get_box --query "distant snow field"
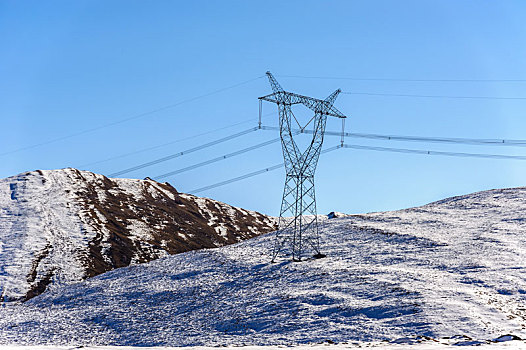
[0,185,525,347]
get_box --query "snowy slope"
[1,342,526,350]
[0,187,524,346]
[0,168,276,301]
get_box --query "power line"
[278,74,526,82]
[190,164,284,194]
[189,146,341,194]
[79,119,253,168]
[155,137,281,180]
[342,144,526,161]
[79,112,275,168]
[107,122,526,180]
[1,75,264,157]
[108,127,259,177]
[189,142,526,194]
[341,91,526,100]
[260,125,526,147]
[338,131,526,146]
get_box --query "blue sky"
[1,0,526,216]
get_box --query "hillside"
[0,168,276,301]
[0,186,525,346]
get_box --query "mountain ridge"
[0,168,277,301]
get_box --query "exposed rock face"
[0,168,277,301]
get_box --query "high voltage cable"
[1,75,264,157]
[260,126,526,146]
[79,113,275,168]
[190,164,284,194]
[189,143,526,194]
[155,137,281,180]
[110,122,526,179]
[108,127,259,177]
[341,144,526,161]
[189,146,341,194]
[277,75,526,82]
[341,91,526,100]
[109,124,526,180]
[80,118,253,168]
[338,131,526,146]
[5,74,522,157]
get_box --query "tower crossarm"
[259,92,347,119]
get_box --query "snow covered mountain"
[0,186,525,346]
[0,168,276,302]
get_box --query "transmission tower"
[259,72,347,261]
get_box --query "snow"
[148,181,176,201]
[194,196,220,227]
[0,342,526,350]
[182,193,277,237]
[0,169,97,300]
[108,178,144,200]
[0,186,524,346]
[214,223,229,239]
[126,219,155,241]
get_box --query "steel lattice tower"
[259,72,347,261]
